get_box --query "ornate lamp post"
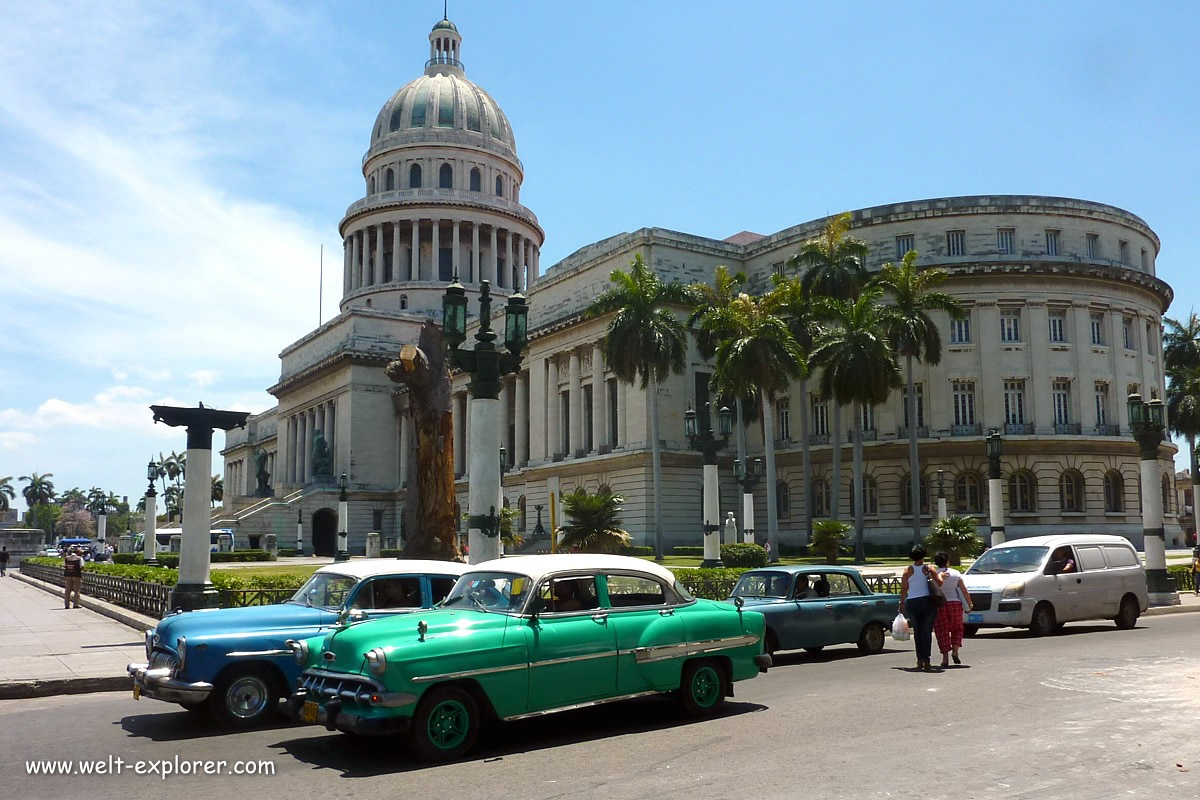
[1128,393,1179,606]
[936,468,947,520]
[142,459,159,567]
[685,402,733,567]
[336,472,349,562]
[295,507,304,557]
[733,457,764,545]
[985,430,1005,546]
[443,278,528,564]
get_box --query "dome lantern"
[428,15,463,76]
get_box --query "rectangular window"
[1090,312,1105,345]
[1094,382,1109,426]
[772,261,785,277]
[1052,381,1071,425]
[997,228,1015,255]
[583,385,594,453]
[1086,233,1099,259]
[952,381,976,426]
[438,247,453,281]
[902,384,925,428]
[1119,240,1129,264]
[860,403,875,432]
[946,230,965,256]
[1000,309,1021,342]
[1141,248,1149,271]
[1048,309,1067,343]
[1123,317,1135,350]
[1127,382,1140,399]
[1146,321,1155,354]
[777,397,791,441]
[895,235,915,260]
[810,396,829,437]
[1004,380,1026,425]
[1045,229,1059,256]
[607,378,619,447]
[950,316,971,344]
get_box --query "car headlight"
[144,629,154,660]
[287,639,309,665]
[1002,582,1026,599]
[176,637,187,671]
[365,647,387,676]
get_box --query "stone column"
[471,222,480,283]
[398,412,409,487]
[498,379,511,458]
[373,225,383,286]
[568,350,582,457]
[467,392,501,563]
[464,388,472,475]
[529,358,546,463]
[514,233,524,291]
[350,231,361,290]
[515,371,529,467]
[392,221,401,283]
[287,415,297,484]
[702,462,721,566]
[411,218,420,280]
[452,219,461,278]
[506,231,515,289]
[453,392,465,477]
[489,226,498,286]
[431,218,440,280]
[547,358,560,459]
[531,246,540,285]
[591,342,605,453]
[343,237,351,295]
[988,457,1005,546]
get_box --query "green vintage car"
[287,554,771,760]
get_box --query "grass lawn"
[211,564,320,580]
[636,555,914,569]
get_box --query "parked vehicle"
[726,566,900,656]
[127,559,467,727]
[962,534,1149,636]
[287,554,771,761]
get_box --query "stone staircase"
[211,490,306,549]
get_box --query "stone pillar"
[288,415,297,484]
[506,231,515,289]
[591,343,605,453]
[702,463,722,566]
[529,358,546,463]
[264,533,277,559]
[365,532,381,558]
[349,231,360,290]
[118,534,133,555]
[411,218,420,280]
[489,226,498,286]
[217,533,233,553]
[343,237,351,295]
[471,222,480,283]
[547,358,560,458]
[568,350,582,457]
[373,225,383,286]
[453,392,465,476]
[398,412,409,487]
[468,394,502,564]
[742,491,755,545]
[515,371,529,467]
[431,218,440,280]
[392,221,402,283]
[452,219,461,278]
[173,431,218,609]
[464,388,472,474]
[531,246,540,285]
[498,379,511,458]
[988,477,1005,546]
[514,233,524,291]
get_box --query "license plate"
[132,685,141,701]
[301,700,318,723]
[967,613,983,624]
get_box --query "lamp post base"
[168,582,219,612]
[700,558,724,568]
[334,551,349,563]
[1146,568,1180,607]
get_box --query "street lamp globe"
[753,457,764,476]
[504,292,529,356]
[441,277,468,349]
[684,407,698,439]
[1127,392,1144,428]
[985,430,1003,460]
[718,405,733,437]
[1148,397,1165,428]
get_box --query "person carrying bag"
[898,545,945,672]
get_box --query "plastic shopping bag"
[891,612,911,641]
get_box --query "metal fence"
[219,588,296,607]
[21,561,172,618]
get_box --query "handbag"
[925,566,947,606]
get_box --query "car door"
[821,573,869,644]
[1073,545,1112,619]
[1045,546,1083,621]
[524,574,617,711]
[602,572,686,693]
[791,573,838,647]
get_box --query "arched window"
[399,294,408,310]
[470,167,481,192]
[385,168,395,191]
[776,480,791,518]
[365,298,372,308]
[495,175,503,196]
[860,476,878,515]
[1162,474,1172,513]
[901,475,930,516]
[598,484,612,495]
[810,478,829,518]
[368,175,376,194]
[1009,471,1036,513]
[409,163,422,189]
[1060,470,1085,512]
[439,163,453,189]
[518,495,527,532]
[955,473,982,513]
[1104,470,1124,512]
[389,108,402,132]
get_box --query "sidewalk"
[0,573,143,699]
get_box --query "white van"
[962,534,1149,636]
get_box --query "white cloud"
[188,370,220,387]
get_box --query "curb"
[1145,602,1200,616]
[0,677,131,701]
[11,572,159,633]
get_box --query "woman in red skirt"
[933,551,973,667]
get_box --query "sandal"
[952,653,961,665]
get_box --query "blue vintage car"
[726,566,900,656]
[127,559,467,727]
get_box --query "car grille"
[299,670,384,705]
[969,592,992,611]
[149,650,179,673]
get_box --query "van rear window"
[1077,546,1106,571]
[1102,545,1138,568]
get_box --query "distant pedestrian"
[1191,547,1200,596]
[63,547,84,609]
[898,545,944,672]
[933,551,973,667]
[0,546,8,576]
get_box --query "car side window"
[355,577,422,609]
[1046,546,1077,575]
[1102,545,1138,568]
[1076,546,1106,572]
[824,574,860,597]
[539,576,600,613]
[430,576,456,604]
[605,574,668,608]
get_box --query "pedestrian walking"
[1191,546,1200,596]
[0,546,8,576]
[933,551,973,667]
[898,545,944,672]
[63,546,84,609]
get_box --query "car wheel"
[803,646,824,654]
[210,665,278,728]
[678,659,725,718]
[963,625,979,638]
[857,622,885,655]
[1114,595,1140,630]
[409,686,480,762]
[1028,602,1057,637]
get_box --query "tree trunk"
[385,321,461,561]
[735,396,747,543]
[649,372,665,560]
[907,354,921,546]
[762,389,780,563]
[1191,434,1199,547]
[798,376,814,546]
[852,400,865,563]
[831,402,842,522]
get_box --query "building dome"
[432,18,458,32]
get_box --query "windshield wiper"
[468,594,488,612]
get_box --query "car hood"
[155,602,331,648]
[312,607,511,671]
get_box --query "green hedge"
[22,556,305,592]
[672,546,705,556]
[619,545,655,556]
[278,548,298,557]
[1169,564,1197,592]
[673,567,747,600]
[107,550,273,566]
[721,543,768,568]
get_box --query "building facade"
[220,17,1181,554]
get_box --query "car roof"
[468,554,678,585]
[990,534,1135,548]
[313,558,469,579]
[739,565,861,576]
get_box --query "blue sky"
[2,0,1199,511]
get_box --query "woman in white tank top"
[933,551,974,667]
[898,546,944,671]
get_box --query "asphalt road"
[3,615,1198,800]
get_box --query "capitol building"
[219,17,1181,555]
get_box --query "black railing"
[951,424,982,436]
[219,589,295,608]
[1004,423,1034,435]
[425,56,463,69]
[1095,424,1121,436]
[806,434,828,445]
[863,576,904,594]
[21,561,172,618]
[898,427,929,438]
[1054,423,1082,435]
[860,429,877,441]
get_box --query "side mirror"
[527,595,546,618]
[734,596,744,611]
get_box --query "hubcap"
[691,666,720,708]
[227,675,270,719]
[427,699,469,749]
[868,626,883,649]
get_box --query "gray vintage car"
[726,566,900,656]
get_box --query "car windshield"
[730,571,793,599]
[289,572,357,608]
[966,546,1049,574]
[440,571,531,614]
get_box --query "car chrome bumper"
[964,599,1033,628]
[126,662,214,705]
[286,689,412,736]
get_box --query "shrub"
[672,567,749,600]
[777,543,809,557]
[557,488,631,553]
[672,546,705,556]
[720,543,768,568]
[380,549,403,558]
[277,548,297,557]
[811,520,851,564]
[618,545,655,557]
[925,516,986,566]
[113,553,140,564]
[210,550,272,563]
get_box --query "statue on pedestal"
[254,448,271,497]
[312,430,332,478]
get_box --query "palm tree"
[1164,312,1200,372]
[587,254,693,559]
[710,292,806,562]
[20,472,56,526]
[86,486,107,514]
[164,485,182,523]
[792,212,871,522]
[557,488,632,553]
[211,475,224,507]
[0,476,14,512]
[155,453,170,495]
[1166,365,1200,498]
[872,250,965,545]
[809,287,903,561]
[59,487,87,509]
